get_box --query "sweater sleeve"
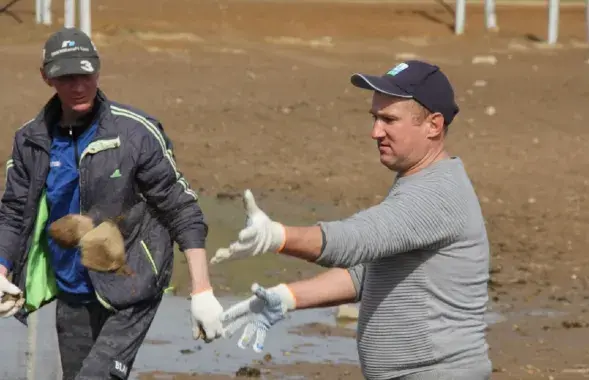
[347,264,366,302]
[315,179,468,268]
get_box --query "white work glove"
[0,275,24,318]
[210,189,286,265]
[190,288,224,343]
[221,283,296,353]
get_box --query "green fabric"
[24,190,58,312]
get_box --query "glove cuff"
[270,222,287,253]
[191,287,213,298]
[270,283,296,311]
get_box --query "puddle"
[0,295,358,380]
[0,292,560,380]
[518,308,569,318]
[130,296,361,377]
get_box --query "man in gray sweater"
[212,60,492,380]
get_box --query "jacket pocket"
[89,235,172,311]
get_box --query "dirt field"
[1,0,589,379]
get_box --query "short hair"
[411,100,448,135]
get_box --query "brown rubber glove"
[48,214,95,248]
[49,215,131,275]
[79,220,132,275]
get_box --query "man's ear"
[39,67,52,87]
[426,112,446,138]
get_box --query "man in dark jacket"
[0,27,223,379]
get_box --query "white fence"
[30,0,589,44]
[35,0,91,37]
[451,0,587,44]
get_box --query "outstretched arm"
[221,265,364,352]
[282,183,466,268]
[212,187,466,268]
[288,265,363,310]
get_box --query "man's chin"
[70,102,93,114]
[380,155,404,172]
[379,156,395,171]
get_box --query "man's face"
[369,92,441,173]
[43,72,99,114]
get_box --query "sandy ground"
[1,0,589,378]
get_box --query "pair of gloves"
[201,188,295,350]
[0,272,295,353]
[0,273,295,354]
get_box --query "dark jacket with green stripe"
[0,89,207,323]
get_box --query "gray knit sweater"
[317,157,491,380]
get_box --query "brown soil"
[2,0,589,379]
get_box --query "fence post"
[79,0,91,37]
[26,312,38,380]
[484,0,497,31]
[547,0,559,44]
[454,0,466,35]
[42,0,52,25]
[35,0,42,23]
[586,0,589,42]
[64,0,75,28]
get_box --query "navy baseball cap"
[351,60,459,126]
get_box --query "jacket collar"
[24,88,115,152]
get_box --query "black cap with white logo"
[351,60,459,126]
[42,27,100,78]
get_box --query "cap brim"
[44,57,100,78]
[350,73,413,99]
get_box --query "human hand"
[0,275,24,318]
[210,190,285,265]
[221,283,296,353]
[190,288,224,343]
[48,214,94,248]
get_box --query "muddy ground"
[1,0,589,378]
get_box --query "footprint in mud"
[235,366,261,377]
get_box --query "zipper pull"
[69,127,73,138]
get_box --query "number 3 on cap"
[80,60,94,73]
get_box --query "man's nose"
[69,75,87,90]
[371,120,385,140]
[72,79,85,90]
